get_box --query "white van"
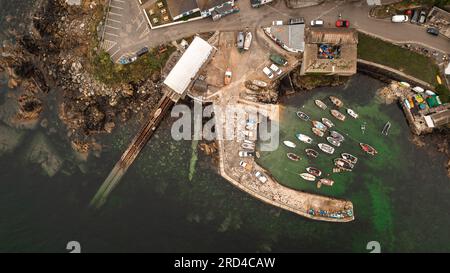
[391,15,409,23]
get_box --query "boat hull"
[318,143,335,154]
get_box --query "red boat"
[360,143,378,155]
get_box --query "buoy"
[437,75,442,85]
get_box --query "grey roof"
[305,28,358,44]
[166,0,199,18]
[270,24,305,52]
[197,0,230,11]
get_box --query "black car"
[426,27,439,36]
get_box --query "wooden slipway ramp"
[90,94,175,208]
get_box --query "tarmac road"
[109,0,450,63]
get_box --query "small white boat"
[299,173,316,182]
[327,136,341,147]
[296,133,313,144]
[318,143,335,154]
[347,108,359,119]
[399,82,411,88]
[314,100,327,110]
[312,120,327,131]
[283,140,296,148]
[243,31,253,51]
[341,153,358,164]
[413,86,425,93]
[425,90,436,96]
[321,118,335,128]
[252,80,268,88]
[404,99,411,109]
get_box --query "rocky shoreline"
[0,0,164,158]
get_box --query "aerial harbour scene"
[0,0,450,258]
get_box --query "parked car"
[289,17,305,25]
[136,47,149,57]
[239,151,255,158]
[269,64,282,75]
[254,171,268,183]
[272,20,283,26]
[410,10,419,24]
[224,68,232,85]
[239,161,248,168]
[310,19,324,26]
[263,66,274,79]
[426,27,439,36]
[418,10,427,24]
[391,15,409,23]
[335,19,349,28]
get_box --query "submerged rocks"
[0,124,25,156]
[26,132,63,177]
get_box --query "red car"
[336,19,350,28]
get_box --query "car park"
[391,15,409,23]
[270,64,282,75]
[263,67,274,79]
[426,27,439,36]
[310,19,324,26]
[335,19,350,28]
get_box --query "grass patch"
[90,47,175,86]
[357,33,440,86]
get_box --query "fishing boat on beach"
[330,109,346,121]
[347,108,359,119]
[321,118,335,128]
[319,178,334,186]
[314,99,327,110]
[299,173,316,181]
[296,111,310,121]
[341,153,358,164]
[330,131,345,142]
[287,152,301,161]
[334,158,354,171]
[318,143,335,154]
[360,143,378,155]
[296,133,313,144]
[382,121,391,136]
[312,127,324,137]
[306,167,322,177]
[305,148,319,158]
[283,140,296,148]
[329,96,343,108]
[252,80,268,88]
[312,120,327,131]
[327,136,341,147]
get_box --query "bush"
[435,84,450,103]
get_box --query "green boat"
[270,54,288,66]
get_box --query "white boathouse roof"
[164,37,213,95]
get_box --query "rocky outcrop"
[26,132,63,177]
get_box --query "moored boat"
[327,136,341,147]
[347,108,359,119]
[306,167,322,177]
[314,99,327,110]
[311,127,324,137]
[312,120,327,131]
[321,118,335,128]
[318,143,335,154]
[296,111,310,121]
[283,140,296,148]
[360,143,378,155]
[305,148,319,158]
[334,158,354,171]
[382,121,391,136]
[296,133,313,144]
[319,178,334,186]
[299,173,316,181]
[330,109,346,121]
[287,152,301,161]
[330,130,345,142]
[341,153,358,164]
[329,96,343,107]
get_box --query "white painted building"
[163,37,214,96]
